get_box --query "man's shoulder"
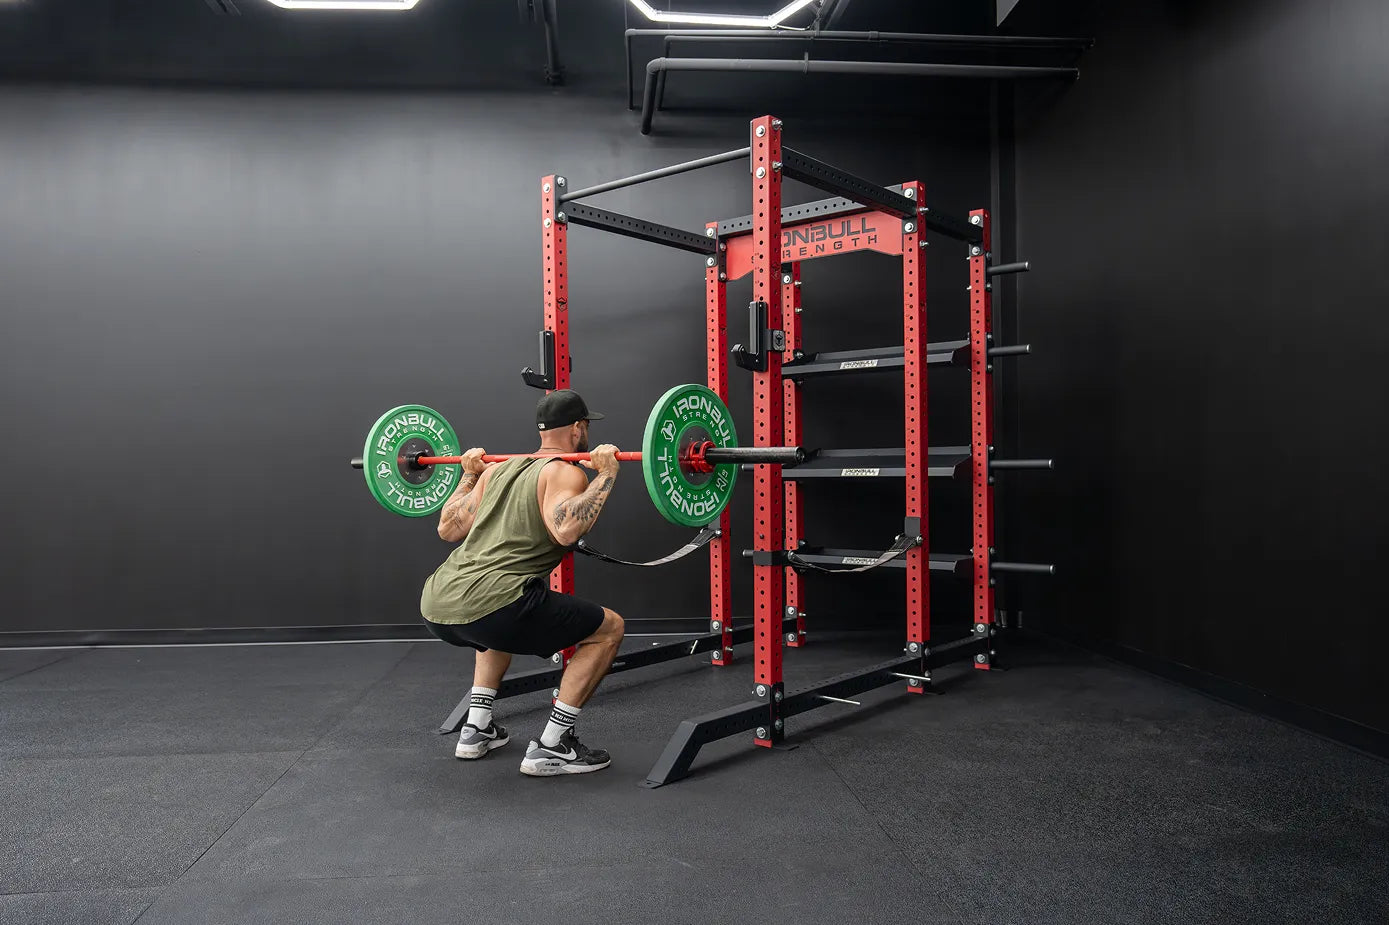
[537,457,587,488]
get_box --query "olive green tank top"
[419,457,567,625]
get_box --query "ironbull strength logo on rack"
[782,216,878,261]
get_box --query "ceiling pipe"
[639,57,1080,134]
[649,32,1090,112]
[625,28,1094,108]
[540,0,563,84]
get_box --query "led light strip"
[263,0,420,10]
[627,0,817,28]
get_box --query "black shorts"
[423,576,606,657]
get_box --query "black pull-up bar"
[988,261,1030,277]
[559,147,751,203]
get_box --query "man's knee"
[577,609,623,648]
[599,608,624,643]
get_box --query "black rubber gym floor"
[1,633,1385,925]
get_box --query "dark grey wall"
[0,1,996,634]
[1006,0,1389,732]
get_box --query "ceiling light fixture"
[626,0,818,29]
[262,0,420,10]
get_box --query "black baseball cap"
[536,390,605,431]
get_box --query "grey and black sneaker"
[455,722,509,760]
[519,729,611,776]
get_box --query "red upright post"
[542,175,576,664]
[968,208,996,669]
[902,182,930,692]
[781,263,805,647]
[706,221,733,665]
[750,115,785,746]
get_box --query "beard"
[576,431,590,454]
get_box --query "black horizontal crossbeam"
[921,207,984,243]
[718,194,983,245]
[779,148,918,218]
[718,195,866,238]
[561,202,717,255]
[780,655,923,718]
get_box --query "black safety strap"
[574,524,721,568]
[786,534,920,574]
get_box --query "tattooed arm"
[540,445,620,548]
[437,449,493,543]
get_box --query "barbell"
[350,382,807,527]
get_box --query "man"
[419,389,625,777]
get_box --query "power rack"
[437,117,1054,788]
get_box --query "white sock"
[466,687,497,729]
[540,699,581,747]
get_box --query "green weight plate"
[642,383,738,527]
[361,404,462,518]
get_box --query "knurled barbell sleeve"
[702,446,806,466]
